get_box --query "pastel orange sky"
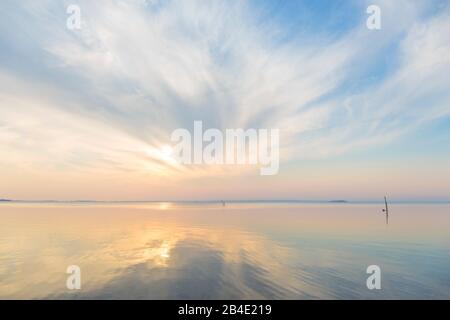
[1,0,450,201]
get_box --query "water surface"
[0,202,449,299]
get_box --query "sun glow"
[161,145,173,158]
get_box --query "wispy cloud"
[0,0,449,199]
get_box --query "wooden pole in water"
[383,196,389,224]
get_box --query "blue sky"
[0,0,449,200]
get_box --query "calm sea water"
[0,202,449,299]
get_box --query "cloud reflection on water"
[0,203,449,299]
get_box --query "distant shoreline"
[1,199,449,205]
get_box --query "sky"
[0,0,449,201]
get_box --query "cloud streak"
[0,0,449,199]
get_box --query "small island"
[0,199,12,202]
[328,200,348,203]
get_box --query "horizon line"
[1,198,450,204]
